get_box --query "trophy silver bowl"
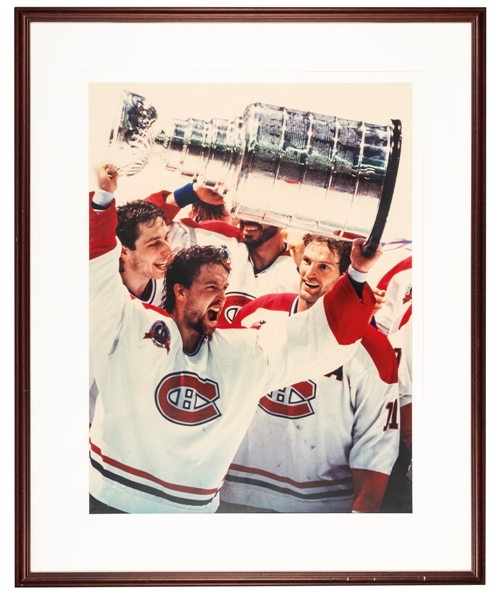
[109,90,402,255]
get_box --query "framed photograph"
[15,7,485,586]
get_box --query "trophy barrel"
[232,103,402,251]
[108,91,402,249]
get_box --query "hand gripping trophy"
[108,90,402,255]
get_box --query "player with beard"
[239,220,289,272]
[94,166,300,326]
[219,233,400,513]
[88,165,227,425]
[89,192,381,513]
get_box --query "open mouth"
[303,280,320,290]
[241,222,261,233]
[207,307,221,322]
[154,260,168,271]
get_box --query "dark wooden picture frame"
[15,7,486,586]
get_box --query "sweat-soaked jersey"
[220,294,400,513]
[89,201,376,513]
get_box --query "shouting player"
[89,178,381,513]
[219,233,400,513]
[92,164,299,325]
[89,167,227,423]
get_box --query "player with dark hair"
[114,200,172,305]
[116,200,167,250]
[89,180,381,513]
[89,166,228,425]
[163,245,231,316]
[93,165,299,325]
[91,164,228,307]
[219,233,400,513]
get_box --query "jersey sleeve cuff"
[348,264,368,283]
[92,189,115,209]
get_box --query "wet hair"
[302,233,352,275]
[191,201,229,222]
[163,245,231,314]
[116,200,166,250]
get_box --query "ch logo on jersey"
[155,372,221,426]
[402,284,412,304]
[144,320,171,353]
[259,380,317,419]
[218,292,256,327]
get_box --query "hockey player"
[91,163,228,307]
[375,255,412,336]
[92,164,298,323]
[376,257,413,512]
[219,233,400,513]
[89,166,229,425]
[89,180,381,513]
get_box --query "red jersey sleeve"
[89,192,118,260]
[143,190,182,223]
[322,274,376,345]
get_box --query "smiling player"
[89,191,380,513]
[219,234,399,513]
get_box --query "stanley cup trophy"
[109,90,402,255]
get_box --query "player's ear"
[120,246,131,261]
[173,283,186,301]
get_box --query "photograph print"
[88,81,412,515]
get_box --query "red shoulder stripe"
[138,298,171,317]
[232,294,296,327]
[399,304,412,330]
[361,326,399,384]
[377,256,412,291]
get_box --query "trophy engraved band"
[109,90,402,254]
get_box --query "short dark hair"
[116,200,166,250]
[302,234,352,275]
[163,245,231,314]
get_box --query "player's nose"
[304,264,317,279]
[161,240,172,256]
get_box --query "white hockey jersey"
[375,257,412,447]
[375,256,412,335]
[220,294,400,513]
[89,201,376,513]
[144,191,299,325]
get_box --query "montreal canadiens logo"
[155,371,221,426]
[144,320,171,352]
[259,380,317,419]
[218,292,256,327]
